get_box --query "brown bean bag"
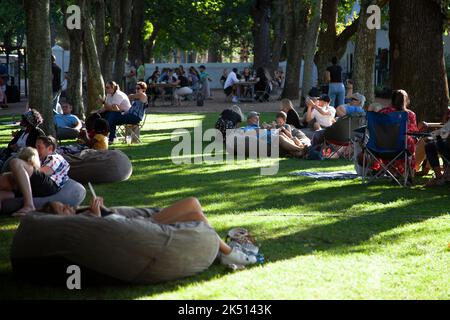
[63,149,132,184]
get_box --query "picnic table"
[148,82,180,106]
[235,80,258,102]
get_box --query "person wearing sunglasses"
[106,82,148,143]
[335,93,366,118]
[95,81,132,144]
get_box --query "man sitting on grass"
[0,136,70,216]
[54,103,82,140]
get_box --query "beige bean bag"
[11,210,220,285]
[63,149,132,184]
[0,179,86,216]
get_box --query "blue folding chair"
[362,111,412,186]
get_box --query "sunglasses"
[351,98,359,101]
[136,87,142,90]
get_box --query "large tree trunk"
[252,0,272,71]
[24,0,54,135]
[390,0,449,122]
[281,0,309,100]
[207,38,222,63]
[66,29,85,118]
[353,0,376,106]
[94,0,105,61]
[128,0,145,64]
[269,0,285,73]
[301,0,323,97]
[143,25,160,63]
[113,0,132,85]
[315,0,359,85]
[101,0,120,81]
[80,0,105,113]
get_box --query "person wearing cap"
[335,93,366,117]
[0,135,70,216]
[0,109,45,169]
[305,94,336,131]
[242,111,260,130]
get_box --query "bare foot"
[12,205,36,217]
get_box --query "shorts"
[29,170,60,197]
[345,106,365,116]
[224,86,233,96]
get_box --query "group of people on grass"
[215,82,450,188]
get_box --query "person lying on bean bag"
[11,197,257,285]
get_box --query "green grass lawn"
[0,112,449,299]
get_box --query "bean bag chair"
[0,179,86,216]
[63,149,132,184]
[225,131,273,158]
[10,210,220,285]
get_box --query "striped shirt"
[41,153,70,188]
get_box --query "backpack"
[196,91,204,107]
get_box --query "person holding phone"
[41,197,258,266]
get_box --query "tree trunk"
[80,0,105,113]
[101,0,120,81]
[390,0,449,122]
[281,0,309,100]
[24,0,54,135]
[128,0,145,64]
[315,0,359,85]
[94,0,105,61]
[252,0,272,71]
[66,29,85,118]
[143,25,159,63]
[353,0,376,106]
[301,0,323,97]
[269,0,285,73]
[207,38,222,63]
[113,0,132,85]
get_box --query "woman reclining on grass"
[41,196,257,267]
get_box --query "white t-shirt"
[106,90,131,112]
[312,106,336,128]
[224,71,239,89]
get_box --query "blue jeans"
[328,83,345,107]
[108,112,141,141]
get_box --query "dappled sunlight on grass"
[1,113,449,299]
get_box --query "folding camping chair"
[361,111,413,187]
[116,100,149,144]
[322,113,366,160]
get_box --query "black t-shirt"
[179,75,190,87]
[327,65,342,83]
[286,109,302,129]
[220,109,242,125]
[52,63,62,92]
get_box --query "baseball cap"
[318,94,331,103]
[247,111,260,119]
[308,87,321,98]
[351,93,364,101]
